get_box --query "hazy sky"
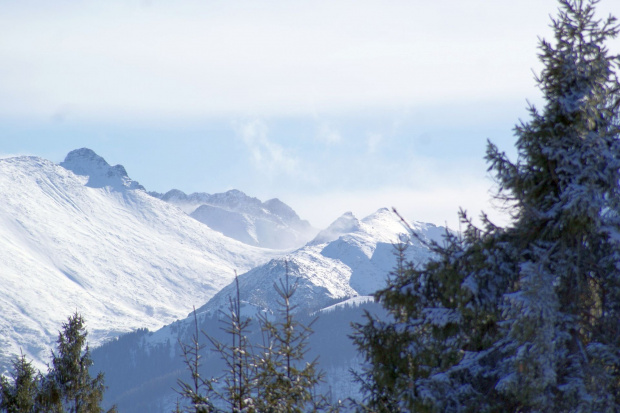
[1,0,618,229]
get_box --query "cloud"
[315,123,342,145]
[236,119,300,177]
[0,0,568,121]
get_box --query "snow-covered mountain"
[196,208,447,316]
[0,149,282,372]
[0,146,451,412]
[149,189,316,249]
[92,208,448,412]
[60,148,146,191]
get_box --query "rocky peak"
[60,148,144,191]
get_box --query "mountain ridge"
[150,188,317,249]
[0,153,281,371]
[196,207,447,316]
[92,207,448,412]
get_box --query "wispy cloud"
[236,119,300,177]
[0,1,563,120]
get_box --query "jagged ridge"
[150,188,317,249]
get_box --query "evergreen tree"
[176,309,216,413]
[353,0,620,411]
[206,276,256,413]
[254,265,326,413]
[176,269,338,412]
[0,353,41,413]
[43,313,114,413]
[489,1,620,409]
[1,315,114,413]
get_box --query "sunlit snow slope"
[94,208,448,412]
[196,208,448,316]
[0,152,280,371]
[150,189,317,249]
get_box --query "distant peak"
[225,189,246,196]
[65,148,100,158]
[161,189,188,201]
[264,198,301,222]
[62,148,111,174]
[60,148,144,191]
[310,211,360,245]
[362,208,397,224]
[265,198,284,206]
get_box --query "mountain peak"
[62,148,110,172]
[264,198,301,222]
[60,148,144,191]
[310,211,360,245]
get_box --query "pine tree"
[351,242,423,412]
[489,1,620,410]
[176,268,338,412]
[254,264,325,413]
[0,353,41,413]
[176,309,216,413]
[43,313,115,413]
[206,276,257,413]
[353,0,620,411]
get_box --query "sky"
[1,0,618,229]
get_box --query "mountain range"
[0,148,448,411]
[149,188,316,249]
[0,149,285,371]
[92,206,446,412]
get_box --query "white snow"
[0,155,281,371]
[196,208,447,316]
[153,188,317,249]
[317,296,375,314]
[0,149,449,378]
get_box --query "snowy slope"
[92,208,447,412]
[196,208,447,316]
[150,189,316,249]
[0,151,281,371]
[133,208,446,353]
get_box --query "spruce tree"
[176,309,216,413]
[254,266,325,413]
[490,1,620,409]
[44,313,113,413]
[176,268,337,412]
[0,353,41,413]
[206,276,256,413]
[353,0,620,411]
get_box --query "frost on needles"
[352,0,620,411]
